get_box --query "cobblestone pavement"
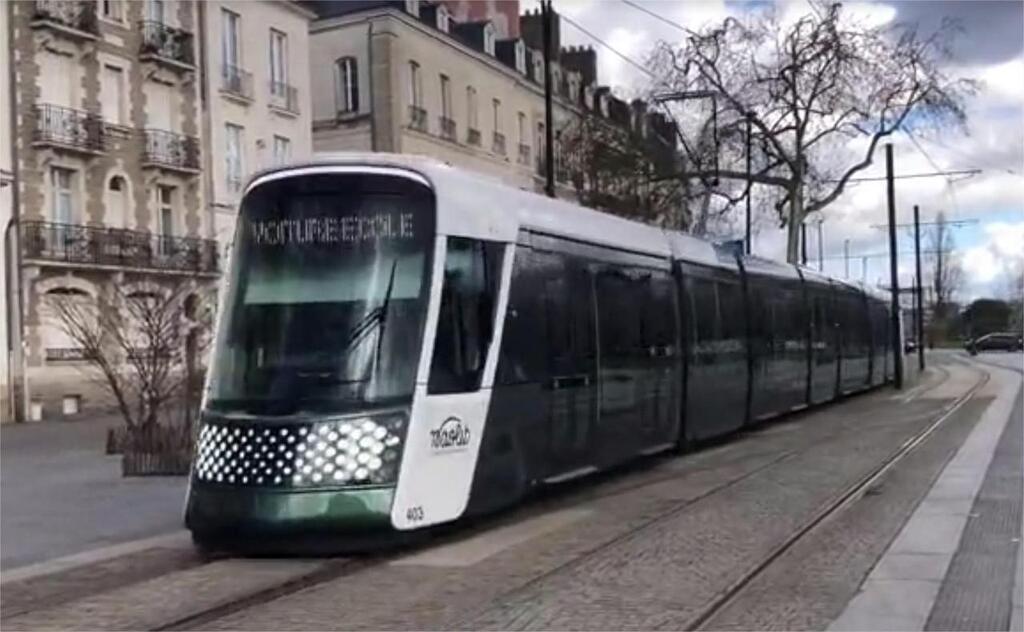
[0,413,188,570]
[4,353,1016,632]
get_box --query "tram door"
[542,257,598,476]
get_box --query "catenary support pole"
[844,239,850,278]
[886,143,903,389]
[745,113,752,254]
[914,204,925,371]
[801,223,808,266]
[817,219,824,272]
[542,0,555,198]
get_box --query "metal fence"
[21,221,219,274]
[34,104,105,152]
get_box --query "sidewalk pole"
[914,204,925,371]
[886,143,903,389]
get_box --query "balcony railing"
[32,0,98,37]
[492,132,507,156]
[46,347,95,362]
[269,81,299,114]
[221,64,253,100]
[21,221,220,275]
[409,106,427,132]
[467,128,481,147]
[518,143,531,166]
[142,129,200,172]
[439,117,456,141]
[33,104,105,153]
[139,21,195,68]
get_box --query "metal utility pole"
[801,223,808,266]
[913,204,925,371]
[541,0,555,198]
[844,239,850,278]
[886,143,903,389]
[816,218,824,272]
[744,113,752,255]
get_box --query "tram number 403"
[406,506,425,523]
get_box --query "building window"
[158,185,175,255]
[492,99,502,133]
[517,112,526,145]
[533,56,543,83]
[108,176,129,228]
[101,0,123,22]
[101,64,126,125]
[437,5,449,33]
[515,41,526,74]
[408,61,422,107]
[222,9,241,72]
[225,123,244,193]
[405,0,420,17]
[272,135,290,166]
[483,24,496,56]
[334,57,358,114]
[466,86,478,130]
[440,74,451,119]
[51,167,75,224]
[147,0,164,23]
[270,29,288,95]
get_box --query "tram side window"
[496,247,545,385]
[688,277,719,365]
[428,237,503,394]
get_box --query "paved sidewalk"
[1,413,188,571]
[832,353,1023,632]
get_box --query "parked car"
[965,332,1024,355]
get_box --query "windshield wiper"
[343,259,398,352]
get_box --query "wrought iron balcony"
[518,143,531,165]
[139,21,195,69]
[221,64,253,101]
[269,81,299,114]
[142,129,200,173]
[467,128,481,147]
[21,221,220,275]
[492,132,507,156]
[33,104,105,154]
[408,106,427,132]
[439,117,456,142]
[31,0,98,38]
[46,347,95,362]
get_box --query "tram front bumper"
[186,483,397,551]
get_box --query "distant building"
[197,0,315,250]
[305,0,680,215]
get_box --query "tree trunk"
[786,183,804,264]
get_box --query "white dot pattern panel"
[193,417,404,488]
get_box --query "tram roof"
[247,154,890,299]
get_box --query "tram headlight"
[193,413,407,489]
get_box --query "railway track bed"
[1,355,1005,631]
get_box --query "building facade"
[306,0,680,214]
[2,1,14,422]
[198,0,313,248]
[3,0,313,420]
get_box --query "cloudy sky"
[530,0,1024,302]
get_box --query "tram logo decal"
[429,416,471,452]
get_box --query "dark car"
[966,332,1024,355]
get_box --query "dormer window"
[533,55,543,83]
[584,86,594,109]
[481,23,493,56]
[568,74,580,102]
[437,5,449,33]
[600,95,609,117]
[515,41,526,74]
[405,0,419,17]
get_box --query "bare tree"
[925,211,964,319]
[647,1,974,261]
[44,279,213,432]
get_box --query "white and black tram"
[185,154,896,551]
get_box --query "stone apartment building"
[2,1,13,422]
[3,0,312,420]
[305,0,680,207]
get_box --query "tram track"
[683,358,991,631]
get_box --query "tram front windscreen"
[207,172,436,417]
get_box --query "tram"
[185,154,896,551]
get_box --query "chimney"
[561,45,596,86]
